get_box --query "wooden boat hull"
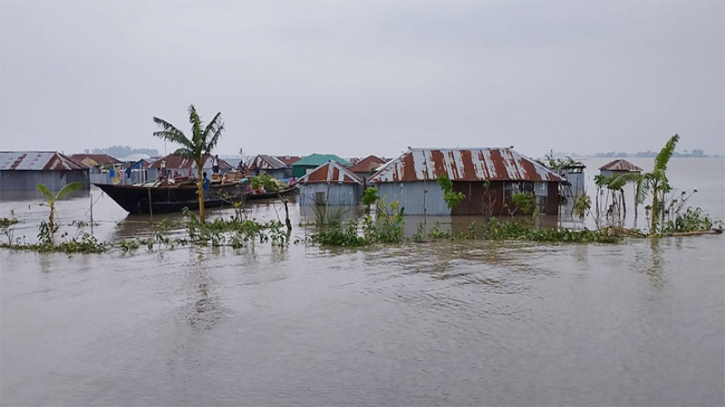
[94,183,246,214]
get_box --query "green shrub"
[511,191,535,216]
[437,173,466,209]
[662,207,721,234]
[312,221,367,246]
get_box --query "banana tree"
[593,174,609,228]
[36,181,84,242]
[153,105,224,223]
[637,134,679,234]
[606,174,629,226]
[608,134,679,234]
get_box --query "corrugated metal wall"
[600,169,618,178]
[376,180,561,216]
[545,182,559,215]
[0,170,90,191]
[565,171,585,197]
[376,181,450,216]
[299,183,362,206]
[127,170,149,185]
[90,172,125,185]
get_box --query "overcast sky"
[1,0,723,159]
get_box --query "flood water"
[1,158,724,406]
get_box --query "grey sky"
[1,0,723,159]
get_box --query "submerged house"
[276,155,301,167]
[292,154,351,178]
[599,159,643,178]
[298,161,363,206]
[70,154,121,168]
[71,154,123,184]
[147,154,232,180]
[369,148,563,216]
[349,155,387,183]
[248,155,295,179]
[559,162,586,198]
[0,151,89,191]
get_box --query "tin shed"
[560,163,586,198]
[71,154,124,184]
[70,154,121,168]
[369,148,563,216]
[124,159,150,184]
[599,159,643,178]
[298,161,363,206]
[0,151,90,191]
[349,155,387,183]
[249,155,293,179]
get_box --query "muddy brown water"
[1,158,724,406]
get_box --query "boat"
[246,185,299,201]
[94,181,247,215]
[96,180,299,214]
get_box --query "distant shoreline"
[571,155,722,159]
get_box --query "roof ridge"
[298,160,362,184]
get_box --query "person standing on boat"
[212,155,220,177]
[202,172,211,198]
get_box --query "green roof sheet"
[291,154,350,167]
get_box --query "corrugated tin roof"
[0,151,88,171]
[369,148,563,183]
[350,155,387,173]
[292,153,351,167]
[276,155,301,166]
[299,161,362,185]
[70,154,122,166]
[149,154,232,170]
[599,159,643,172]
[250,154,287,170]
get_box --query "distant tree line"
[85,145,159,158]
[567,148,714,158]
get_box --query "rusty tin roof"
[276,155,301,166]
[299,161,362,185]
[350,155,387,173]
[599,159,643,172]
[0,151,88,171]
[369,148,563,183]
[70,154,122,166]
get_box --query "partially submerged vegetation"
[661,207,721,235]
[311,190,617,247]
[36,181,84,245]
[311,199,405,246]
[247,173,293,232]
[0,135,721,254]
[578,134,722,236]
[0,207,291,254]
[309,135,722,248]
[437,173,466,209]
[413,218,617,244]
